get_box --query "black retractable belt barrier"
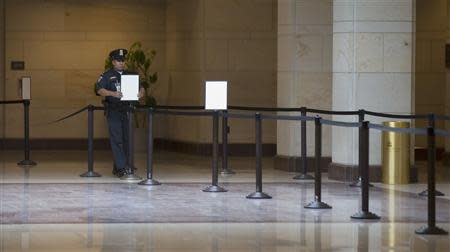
[415,127,448,235]
[121,104,142,181]
[246,113,271,199]
[293,107,314,180]
[17,100,37,167]
[220,110,235,175]
[80,105,101,177]
[349,110,373,188]
[304,117,332,209]
[203,110,227,192]
[139,108,161,186]
[419,114,445,197]
[351,121,379,220]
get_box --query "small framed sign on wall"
[11,61,25,70]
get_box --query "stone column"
[276,0,333,172]
[330,0,415,182]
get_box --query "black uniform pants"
[106,109,129,171]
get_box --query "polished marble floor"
[0,150,449,251]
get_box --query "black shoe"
[114,166,136,173]
[113,169,128,178]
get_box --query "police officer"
[95,48,144,177]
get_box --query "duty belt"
[104,101,129,112]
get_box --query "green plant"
[102,42,158,107]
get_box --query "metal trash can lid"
[382,121,410,128]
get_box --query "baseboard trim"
[274,155,331,172]
[328,162,418,183]
[442,152,450,165]
[0,138,110,150]
[415,147,445,160]
[0,138,276,157]
[154,139,276,156]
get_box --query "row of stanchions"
[2,101,449,235]
[81,105,447,235]
[3,99,447,194]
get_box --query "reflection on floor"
[0,151,449,251]
[2,223,450,252]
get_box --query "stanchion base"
[138,179,161,186]
[220,169,236,175]
[415,226,448,235]
[418,189,445,197]
[349,180,374,188]
[17,160,37,167]
[304,200,332,209]
[202,185,227,193]
[120,174,142,181]
[293,173,314,180]
[80,171,102,177]
[246,191,272,199]
[351,211,380,220]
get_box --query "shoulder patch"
[97,75,103,82]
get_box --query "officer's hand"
[112,91,123,98]
[138,89,145,99]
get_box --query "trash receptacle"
[382,121,410,184]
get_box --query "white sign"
[21,77,31,100]
[120,75,139,101]
[205,81,227,110]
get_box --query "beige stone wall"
[416,0,447,148]
[2,0,277,146]
[3,0,167,139]
[166,0,277,144]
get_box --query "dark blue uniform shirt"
[96,68,132,104]
[95,69,141,104]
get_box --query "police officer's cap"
[109,48,128,61]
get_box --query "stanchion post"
[221,110,235,175]
[415,126,448,235]
[139,107,161,186]
[350,110,373,187]
[203,110,227,192]
[304,116,331,209]
[293,107,314,180]
[18,100,37,167]
[80,105,101,177]
[419,114,445,197]
[121,103,142,181]
[351,121,379,219]
[247,113,271,199]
